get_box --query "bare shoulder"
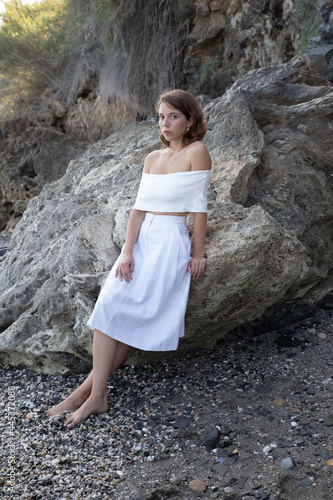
[187,141,211,171]
[143,149,164,173]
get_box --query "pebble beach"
[1,306,333,500]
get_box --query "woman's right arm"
[115,208,146,282]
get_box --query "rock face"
[185,0,298,97]
[1,0,300,143]
[0,127,87,232]
[0,57,332,374]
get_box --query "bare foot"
[46,393,86,418]
[64,395,108,429]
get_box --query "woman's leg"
[64,331,129,428]
[46,330,129,419]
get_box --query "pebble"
[199,427,220,449]
[319,449,331,460]
[189,479,207,493]
[299,478,313,487]
[257,487,269,499]
[279,457,297,470]
[256,385,272,394]
[263,443,277,454]
[272,398,285,406]
[306,388,316,395]
[0,309,332,499]
[173,416,192,429]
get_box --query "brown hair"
[157,89,207,147]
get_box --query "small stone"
[26,413,33,419]
[299,478,312,487]
[189,479,207,493]
[326,459,333,467]
[272,398,286,406]
[323,418,333,426]
[306,388,316,395]
[305,336,319,346]
[199,427,220,449]
[173,416,192,429]
[176,428,188,438]
[317,332,326,339]
[237,477,249,490]
[263,443,277,454]
[224,487,233,493]
[51,458,60,466]
[169,476,180,485]
[256,386,272,394]
[280,441,294,448]
[279,457,297,470]
[131,494,144,500]
[319,449,331,460]
[212,462,229,475]
[257,488,269,500]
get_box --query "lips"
[163,130,171,134]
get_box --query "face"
[158,102,193,143]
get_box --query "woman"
[46,89,212,428]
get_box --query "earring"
[186,127,190,132]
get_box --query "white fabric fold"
[133,170,210,213]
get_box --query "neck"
[168,138,186,154]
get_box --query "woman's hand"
[115,252,135,282]
[187,256,206,280]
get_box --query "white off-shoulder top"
[133,170,211,213]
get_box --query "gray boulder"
[0,127,87,232]
[0,56,332,373]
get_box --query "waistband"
[144,213,187,225]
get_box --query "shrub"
[0,0,66,113]
[295,0,322,54]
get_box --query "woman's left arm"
[187,213,207,279]
[187,142,211,279]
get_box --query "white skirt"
[87,213,191,351]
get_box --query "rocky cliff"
[1,0,301,144]
[0,57,332,374]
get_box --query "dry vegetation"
[0,0,323,119]
[0,0,193,118]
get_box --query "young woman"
[46,89,212,428]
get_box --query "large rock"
[0,127,87,232]
[184,0,299,96]
[0,57,332,373]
